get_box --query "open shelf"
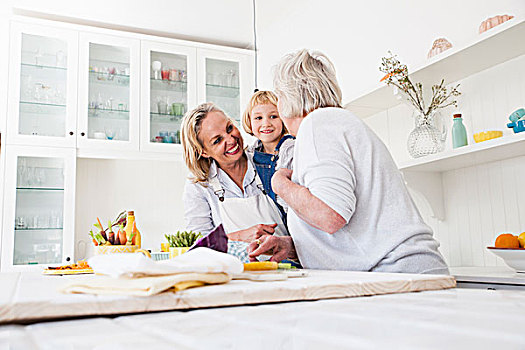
[398,132,525,172]
[345,18,525,119]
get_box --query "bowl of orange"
[487,232,525,272]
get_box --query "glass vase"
[407,110,447,158]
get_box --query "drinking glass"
[105,128,116,140]
[157,99,168,114]
[152,61,161,80]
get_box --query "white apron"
[209,171,288,262]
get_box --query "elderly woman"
[249,49,448,274]
[181,103,288,262]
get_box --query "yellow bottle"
[124,211,141,248]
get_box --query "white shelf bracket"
[402,170,445,221]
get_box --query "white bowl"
[487,247,525,272]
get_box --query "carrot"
[117,224,126,245]
[96,217,107,240]
[88,231,98,246]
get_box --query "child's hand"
[271,168,293,196]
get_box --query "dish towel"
[59,272,231,296]
[60,248,243,296]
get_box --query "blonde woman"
[181,103,288,262]
[249,49,449,274]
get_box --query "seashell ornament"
[427,38,453,59]
[479,14,514,34]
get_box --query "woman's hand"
[271,168,293,196]
[226,223,278,243]
[248,234,297,262]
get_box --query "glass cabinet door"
[77,33,140,151]
[197,49,252,123]
[1,146,75,271]
[7,21,78,148]
[140,41,196,152]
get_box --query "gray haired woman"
[249,49,449,274]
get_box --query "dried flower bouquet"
[379,52,461,121]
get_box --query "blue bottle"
[452,113,468,148]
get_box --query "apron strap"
[209,175,225,202]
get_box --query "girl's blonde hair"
[181,102,226,183]
[273,49,342,119]
[242,90,287,136]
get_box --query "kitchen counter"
[450,266,525,290]
[2,288,525,349]
[0,270,454,324]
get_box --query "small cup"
[157,101,168,115]
[169,69,179,81]
[161,69,170,80]
[93,132,106,140]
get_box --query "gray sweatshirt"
[288,107,448,274]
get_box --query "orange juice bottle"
[124,211,141,248]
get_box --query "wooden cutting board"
[42,269,94,276]
[0,270,455,324]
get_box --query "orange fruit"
[495,233,520,248]
[518,232,525,248]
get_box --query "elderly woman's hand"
[271,168,293,196]
[227,223,278,243]
[248,234,297,262]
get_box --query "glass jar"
[407,110,447,158]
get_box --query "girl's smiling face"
[198,111,244,166]
[250,103,284,145]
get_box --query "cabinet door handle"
[66,257,71,262]
[69,131,74,136]
[81,132,86,137]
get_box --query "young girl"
[242,91,295,219]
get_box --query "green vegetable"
[165,231,202,247]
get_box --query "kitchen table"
[2,288,525,349]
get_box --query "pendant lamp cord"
[252,0,259,92]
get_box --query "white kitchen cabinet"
[140,41,197,153]
[77,32,140,152]
[6,21,78,148]
[0,16,254,269]
[1,146,75,271]
[197,49,253,123]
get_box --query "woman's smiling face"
[198,111,244,165]
[250,104,283,144]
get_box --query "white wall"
[8,0,253,48]
[74,158,189,259]
[255,0,525,102]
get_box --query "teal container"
[452,113,468,148]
